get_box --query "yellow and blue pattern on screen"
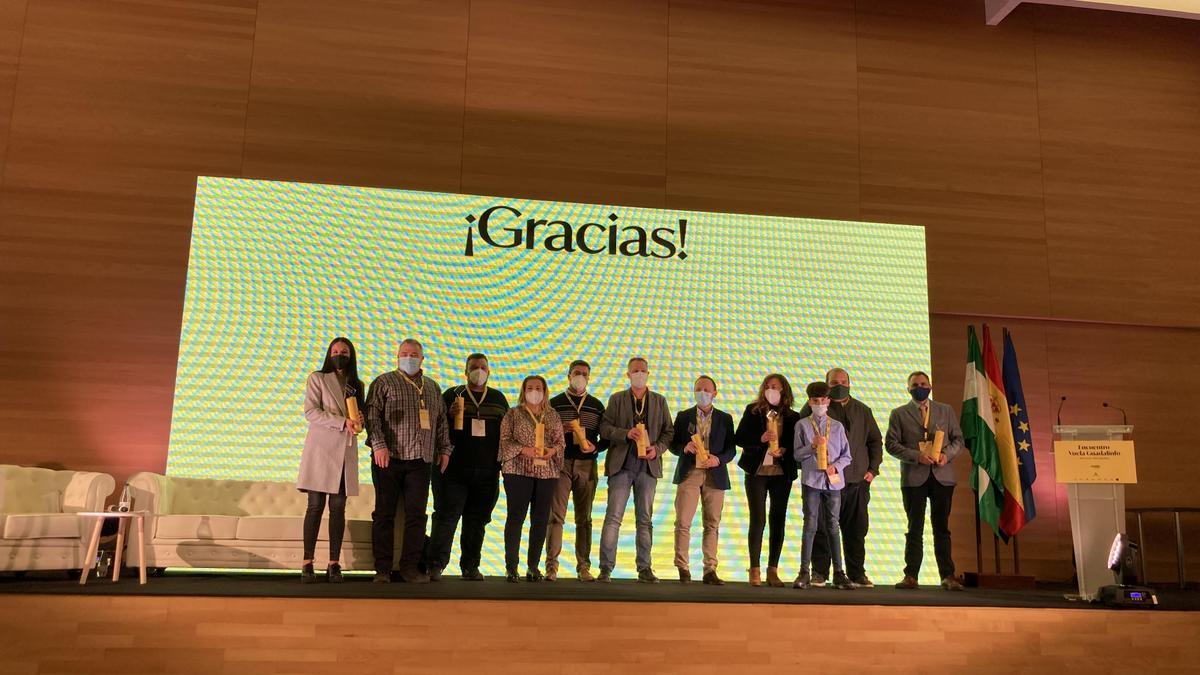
[170,176,935,582]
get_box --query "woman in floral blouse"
[499,375,566,582]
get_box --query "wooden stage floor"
[2,575,1198,674]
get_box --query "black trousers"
[425,466,500,572]
[812,479,871,579]
[901,473,956,580]
[302,475,347,562]
[744,474,792,568]
[371,458,431,575]
[503,474,556,573]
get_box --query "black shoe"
[793,570,811,589]
[895,575,919,590]
[702,571,725,586]
[810,572,827,588]
[506,570,521,583]
[400,570,430,584]
[678,569,692,583]
[637,569,659,584]
[372,571,391,584]
[326,563,343,583]
[428,567,443,582]
[851,574,874,588]
[462,567,485,581]
[526,569,545,582]
[832,570,855,590]
[301,563,316,584]
[597,569,612,583]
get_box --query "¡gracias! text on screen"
[464,204,688,259]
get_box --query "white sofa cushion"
[154,514,239,540]
[236,516,304,541]
[3,513,81,539]
[234,516,373,543]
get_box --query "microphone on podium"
[1056,395,1067,426]
[1102,401,1129,426]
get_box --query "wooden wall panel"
[665,0,860,221]
[0,0,28,181]
[857,0,1050,319]
[0,0,257,478]
[0,0,1199,582]
[1035,7,1200,328]
[240,0,470,192]
[460,0,669,207]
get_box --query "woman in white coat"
[298,337,364,583]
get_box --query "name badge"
[418,408,431,430]
[471,418,487,437]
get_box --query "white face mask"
[810,403,829,417]
[569,374,588,393]
[764,389,781,406]
[468,368,488,387]
[524,389,544,406]
[694,391,715,407]
[629,372,649,389]
[397,356,421,376]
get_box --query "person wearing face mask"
[734,374,800,587]
[800,368,883,588]
[793,381,854,590]
[597,357,674,583]
[545,360,607,581]
[297,337,365,583]
[498,375,566,582]
[364,339,453,584]
[668,376,737,584]
[422,353,509,581]
[885,371,966,591]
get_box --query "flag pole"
[1013,534,1021,575]
[993,533,1002,574]
[973,485,983,574]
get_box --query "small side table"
[78,510,147,585]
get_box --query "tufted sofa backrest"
[126,473,375,519]
[0,464,116,514]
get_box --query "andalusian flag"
[1003,328,1037,527]
[962,325,1003,537]
[981,325,1027,539]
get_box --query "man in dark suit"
[597,357,674,583]
[668,376,737,585]
[885,371,966,591]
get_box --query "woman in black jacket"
[734,374,799,588]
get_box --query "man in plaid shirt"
[366,338,452,583]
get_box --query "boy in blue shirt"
[793,381,855,590]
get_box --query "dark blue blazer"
[668,406,737,489]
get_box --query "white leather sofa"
[126,472,379,571]
[0,464,116,572]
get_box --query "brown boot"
[767,567,784,588]
[748,567,761,587]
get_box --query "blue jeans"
[599,467,658,573]
[801,485,843,573]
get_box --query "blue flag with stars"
[1002,329,1036,524]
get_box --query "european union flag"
[1002,328,1036,524]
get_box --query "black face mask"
[331,354,352,371]
[910,386,932,402]
[829,384,850,400]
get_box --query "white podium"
[1053,425,1135,600]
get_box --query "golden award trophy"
[693,432,710,467]
[635,422,650,459]
[534,421,548,467]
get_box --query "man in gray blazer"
[597,357,673,583]
[885,371,966,591]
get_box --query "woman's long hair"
[320,337,366,408]
[751,373,794,414]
